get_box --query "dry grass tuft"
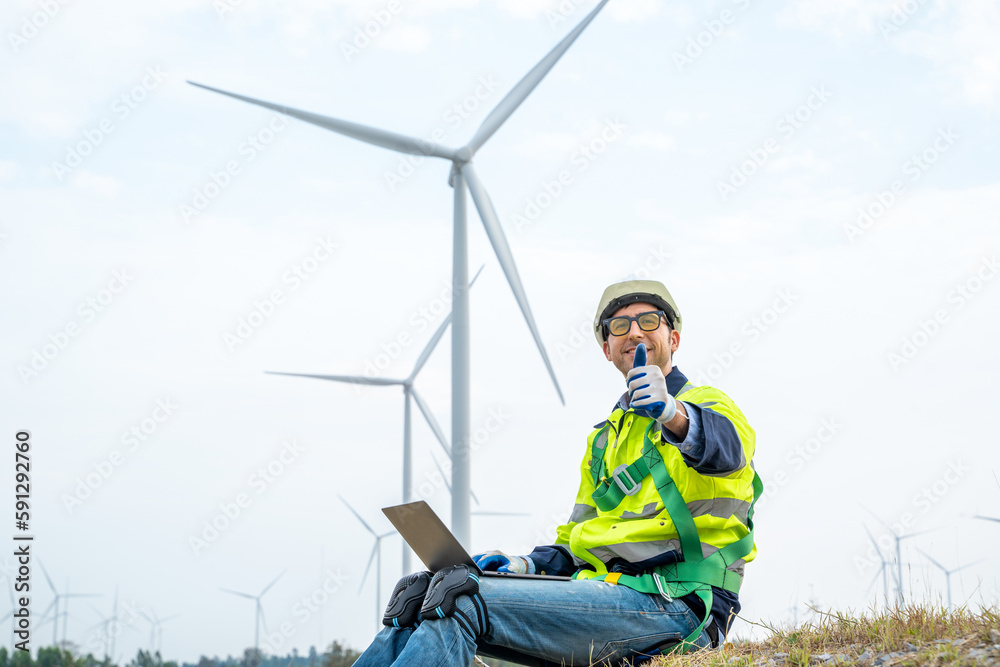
[647,604,1000,667]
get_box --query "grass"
[648,604,1000,667]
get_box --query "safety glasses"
[603,310,667,337]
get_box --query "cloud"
[776,0,900,37]
[378,21,432,52]
[70,170,122,197]
[606,0,661,22]
[0,161,20,181]
[778,0,1000,107]
[894,0,1000,106]
[626,131,676,152]
[498,0,660,22]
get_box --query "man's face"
[602,301,680,377]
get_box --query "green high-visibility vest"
[556,383,760,652]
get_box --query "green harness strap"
[583,421,762,653]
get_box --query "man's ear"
[602,340,612,361]
[671,329,680,353]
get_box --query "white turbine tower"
[221,571,285,652]
[917,549,983,612]
[188,0,610,547]
[267,266,484,574]
[340,496,396,631]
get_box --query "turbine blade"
[973,514,1000,523]
[917,548,947,573]
[266,371,404,387]
[953,558,985,573]
[862,524,881,554]
[187,81,458,160]
[465,0,609,153]
[38,560,58,595]
[39,600,57,623]
[408,265,484,382]
[462,163,564,404]
[409,386,450,456]
[339,495,378,537]
[259,570,286,597]
[409,313,453,382]
[430,452,453,493]
[862,507,892,534]
[470,263,486,287]
[220,588,256,601]
[902,527,937,540]
[866,562,885,594]
[359,542,378,593]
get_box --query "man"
[354,279,760,666]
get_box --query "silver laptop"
[382,501,572,580]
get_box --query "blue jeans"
[353,576,713,667]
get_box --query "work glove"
[626,343,677,424]
[472,550,536,575]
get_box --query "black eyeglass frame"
[602,310,670,338]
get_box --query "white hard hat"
[593,279,682,346]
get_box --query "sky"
[2,0,1000,662]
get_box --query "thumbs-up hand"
[626,343,677,424]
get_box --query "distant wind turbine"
[141,607,180,654]
[268,265,484,574]
[917,549,984,612]
[340,496,395,631]
[37,561,101,647]
[189,0,610,547]
[864,509,935,605]
[87,592,139,663]
[221,570,285,652]
[863,524,891,606]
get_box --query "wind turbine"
[268,265,483,574]
[863,524,891,607]
[864,509,935,606]
[917,549,984,612]
[220,571,285,652]
[141,607,180,654]
[340,496,395,631]
[37,561,101,647]
[189,0,611,547]
[87,591,138,664]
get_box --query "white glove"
[626,362,677,424]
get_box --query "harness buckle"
[611,464,641,496]
[653,573,673,603]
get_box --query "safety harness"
[579,420,762,653]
